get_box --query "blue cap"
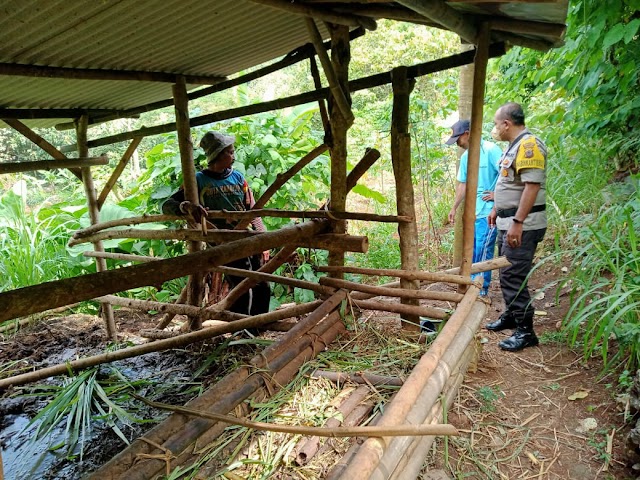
[445,119,470,145]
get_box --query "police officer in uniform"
[487,103,547,351]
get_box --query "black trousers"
[497,228,546,322]
[225,255,271,316]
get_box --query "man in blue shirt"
[447,119,502,296]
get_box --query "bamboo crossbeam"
[83,251,159,263]
[306,17,355,126]
[97,137,142,210]
[57,29,366,131]
[60,44,506,151]
[3,118,82,180]
[349,256,511,301]
[96,295,243,322]
[251,0,377,30]
[493,31,555,52]
[489,18,566,38]
[0,62,225,84]
[0,156,107,175]
[317,265,475,285]
[346,148,381,194]
[211,266,334,297]
[0,220,329,323]
[135,394,457,437]
[340,286,479,479]
[319,277,464,303]
[72,229,368,253]
[354,299,449,320]
[68,228,257,246]
[311,370,404,387]
[73,214,182,238]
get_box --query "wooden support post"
[390,66,420,329]
[461,23,490,281]
[2,118,82,180]
[75,115,117,341]
[97,137,142,210]
[173,76,204,330]
[327,23,352,278]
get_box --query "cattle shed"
[0,1,568,478]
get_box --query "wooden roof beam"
[493,31,556,51]
[0,63,226,85]
[0,156,108,175]
[489,17,566,38]
[249,0,378,30]
[396,0,478,43]
[0,108,132,119]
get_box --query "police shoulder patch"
[515,138,545,172]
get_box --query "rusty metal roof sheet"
[0,0,568,128]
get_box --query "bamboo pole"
[390,66,420,329]
[346,148,381,194]
[72,229,368,253]
[83,251,159,263]
[377,302,486,479]
[317,265,475,285]
[327,23,352,278]
[59,45,506,151]
[338,285,479,479]
[3,118,82,180]
[97,137,142,210]
[305,17,355,126]
[94,294,347,479]
[73,214,182,238]
[156,287,188,329]
[251,0,376,30]
[210,266,334,297]
[96,295,243,322]
[461,22,490,281]
[349,256,510,301]
[319,277,464,303]
[354,299,449,321]
[295,386,371,465]
[387,339,477,479]
[136,394,457,438]
[174,75,204,330]
[311,370,404,387]
[76,115,117,341]
[0,220,329,323]
[0,156,107,175]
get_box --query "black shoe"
[499,330,539,351]
[420,318,438,336]
[486,312,516,332]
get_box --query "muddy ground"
[0,263,638,479]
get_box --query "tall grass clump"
[560,174,640,371]
[0,189,83,292]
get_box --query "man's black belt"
[496,204,546,218]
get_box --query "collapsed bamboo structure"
[0,1,569,478]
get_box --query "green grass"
[557,174,640,371]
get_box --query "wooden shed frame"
[0,1,568,478]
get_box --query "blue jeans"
[472,217,497,291]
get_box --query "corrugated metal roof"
[0,0,568,129]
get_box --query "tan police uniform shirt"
[494,129,547,231]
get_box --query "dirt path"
[428,267,632,479]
